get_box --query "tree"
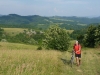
[43,25,70,51]
[83,25,100,47]
[83,25,96,47]
[0,28,4,41]
[94,25,100,47]
[70,29,86,40]
[77,34,84,44]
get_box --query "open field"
[0,42,37,50]
[3,28,27,36]
[0,42,100,75]
[66,30,74,34]
[3,28,74,36]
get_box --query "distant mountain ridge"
[0,14,49,24]
[51,16,100,24]
[0,14,2,16]
[0,14,100,30]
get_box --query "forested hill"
[0,14,50,25]
[0,14,100,30]
[51,16,100,24]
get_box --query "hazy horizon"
[0,0,100,17]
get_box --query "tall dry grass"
[0,42,100,75]
[0,49,64,75]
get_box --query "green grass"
[77,23,87,26]
[66,30,74,34]
[0,42,37,50]
[3,28,27,36]
[0,42,100,75]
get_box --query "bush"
[37,46,42,50]
[43,25,70,51]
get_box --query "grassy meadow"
[3,28,27,36]
[0,42,100,75]
[66,30,74,34]
[3,28,74,36]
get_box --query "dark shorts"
[75,54,81,58]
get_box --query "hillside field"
[3,28,74,36]
[3,28,27,36]
[0,42,100,75]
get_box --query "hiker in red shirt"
[73,40,81,66]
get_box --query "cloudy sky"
[0,0,100,17]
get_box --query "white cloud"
[54,8,58,13]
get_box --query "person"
[73,40,81,66]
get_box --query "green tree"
[83,25,100,47]
[83,25,96,47]
[94,25,100,47]
[70,29,86,40]
[43,25,70,51]
[77,34,84,44]
[0,28,4,40]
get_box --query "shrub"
[43,25,70,51]
[37,46,42,50]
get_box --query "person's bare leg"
[76,57,79,66]
[79,58,81,65]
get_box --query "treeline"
[0,24,100,51]
[52,16,100,24]
[82,25,100,47]
[3,29,45,45]
[1,14,100,30]
[71,24,100,48]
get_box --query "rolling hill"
[0,14,100,30]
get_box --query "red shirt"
[73,44,81,54]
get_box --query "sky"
[0,0,100,17]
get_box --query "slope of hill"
[0,14,100,30]
[0,42,100,75]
